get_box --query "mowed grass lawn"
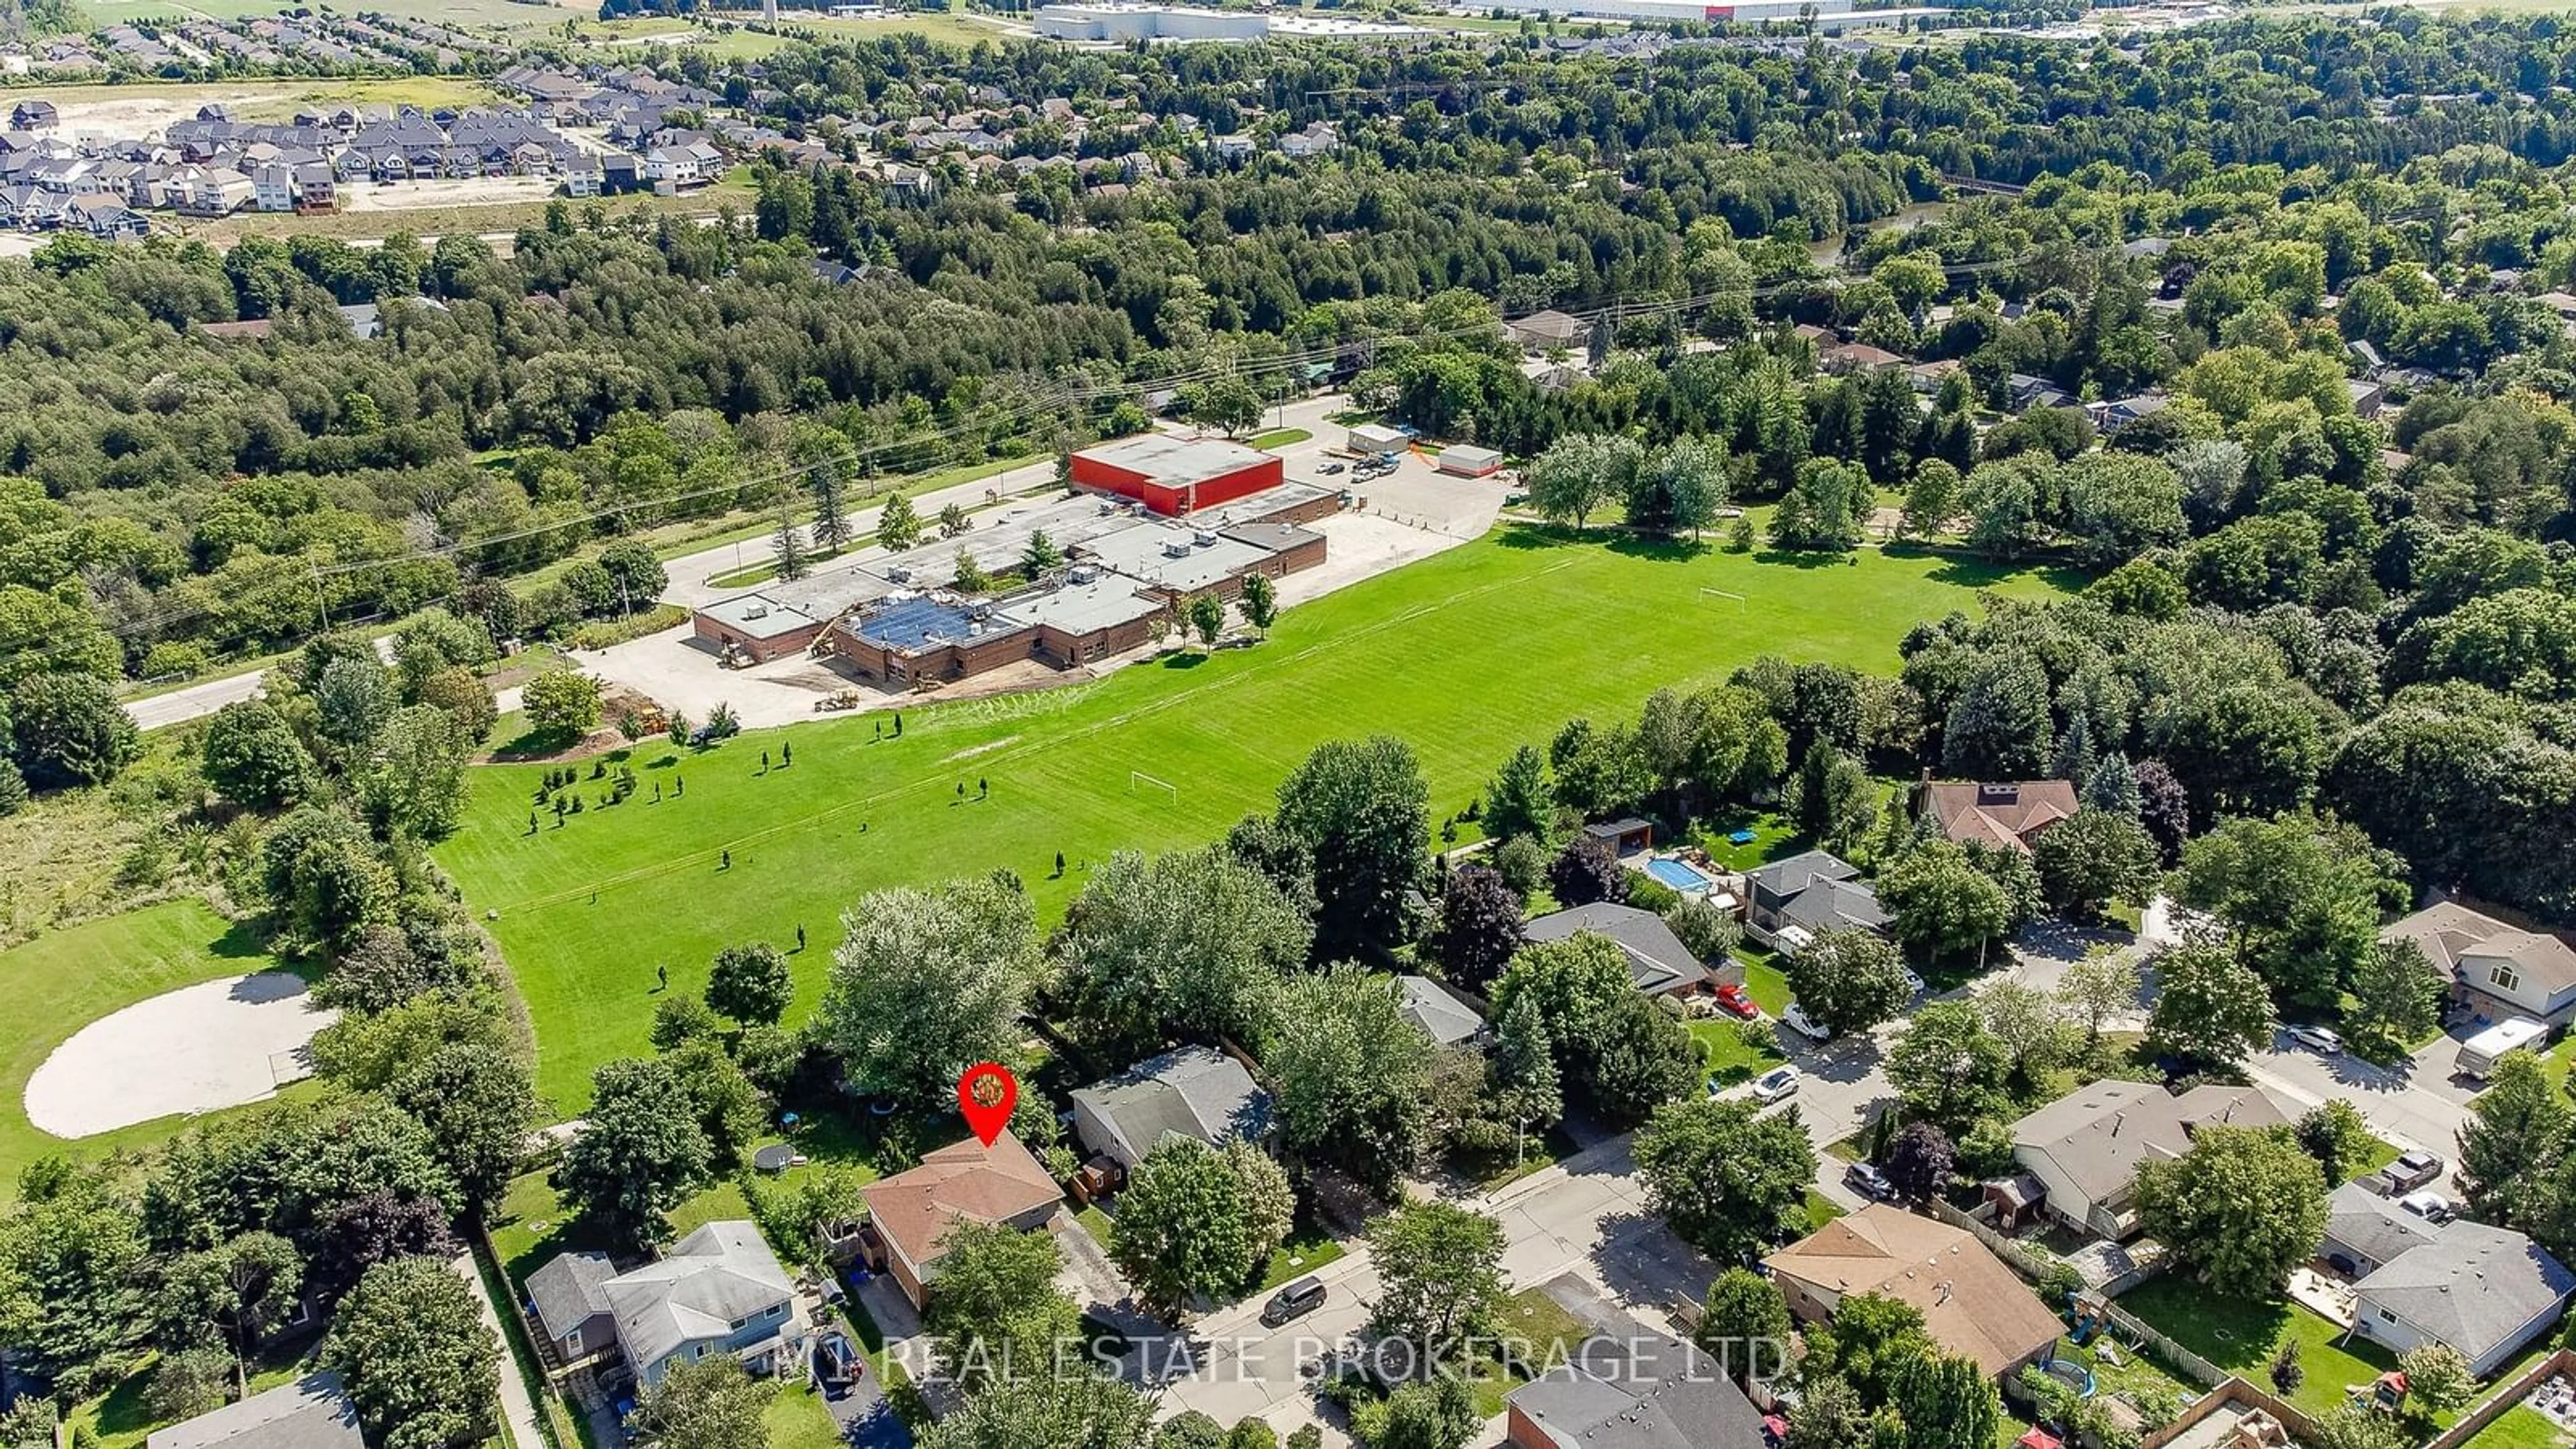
[0,899,296,1195]
[2117,1277,2404,1421]
[435,528,2077,1110]
[2466,1405,2571,1448]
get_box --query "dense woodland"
[2,15,2576,1449]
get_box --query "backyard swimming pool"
[1644,857,1715,893]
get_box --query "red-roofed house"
[858,1134,1063,1309]
[1917,779,2080,854]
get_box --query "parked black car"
[1844,1162,1898,1202]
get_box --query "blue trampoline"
[1727,828,1758,846]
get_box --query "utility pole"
[309,560,330,633]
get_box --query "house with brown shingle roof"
[858,1133,1061,1309]
[1917,779,2080,854]
[1766,1204,2063,1381]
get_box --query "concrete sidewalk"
[449,1250,551,1449]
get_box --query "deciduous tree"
[2145,942,2274,1069]
[1055,846,1309,1059]
[816,877,1041,1106]
[1695,1268,1791,1387]
[1634,1097,1817,1260]
[924,1220,1083,1386]
[2135,1125,2326,1297]
[1424,865,1523,994]
[1109,1137,1292,1312]
[2031,807,2161,919]
[1883,1122,1956,1203]
[557,1057,712,1252]
[1272,737,1430,961]
[521,669,602,740]
[635,1357,773,1449]
[706,943,794,1026]
[1267,970,1436,1192]
[1364,1202,1505,1362]
[1886,1004,2012,1134]
[1785,928,1911,1039]
[322,1256,499,1449]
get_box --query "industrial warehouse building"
[1068,434,1284,517]
[690,479,1334,683]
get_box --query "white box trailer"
[2458,1016,2552,1079]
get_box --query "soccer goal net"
[1129,771,1178,802]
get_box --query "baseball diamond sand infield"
[23,972,339,1138]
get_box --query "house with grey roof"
[1070,1044,1270,1170]
[1521,902,1727,1000]
[1503,1333,1764,1448]
[146,1373,362,1449]
[1505,307,1591,356]
[2008,1079,2296,1240]
[2385,900,2576,1028]
[1744,849,1887,945]
[2353,1220,2575,1377]
[527,1220,804,1387]
[1397,975,1488,1049]
[2322,1181,2444,1279]
[524,1248,618,1367]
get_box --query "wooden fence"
[2140,1378,2322,1449]
[2420,1348,2575,1449]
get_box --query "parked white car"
[2284,1024,2345,1055]
[2399,1189,2461,1224]
[1749,1066,1800,1104]
[1783,1002,1832,1041]
[1902,968,1927,996]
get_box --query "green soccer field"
[434,527,2082,1112]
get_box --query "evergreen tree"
[2049,713,2097,789]
[810,464,851,555]
[1483,745,1553,843]
[2084,751,2143,818]
[771,508,808,583]
[877,492,922,553]
[1491,992,1562,1140]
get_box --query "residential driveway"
[819,1366,910,1449]
[2244,1030,2480,1185]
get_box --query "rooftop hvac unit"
[1097,500,1116,514]
[1193,529,1218,547]
[967,622,983,637]
[970,602,993,621]
[1069,564,1098,584]
[1163,539,1193,559]
[743,604,768,620]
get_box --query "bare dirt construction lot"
[23,971,338,1138]
[338,175,564,213]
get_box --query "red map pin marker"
[957,1062,1018,1148]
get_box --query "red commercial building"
[1069,434,1283,516]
